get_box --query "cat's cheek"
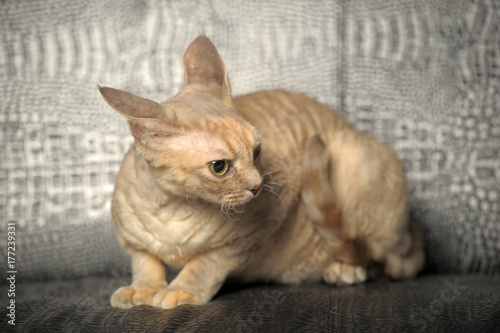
[202,192,222,206]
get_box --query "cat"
[99,36,424,309]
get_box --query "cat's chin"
[219,192,256,209]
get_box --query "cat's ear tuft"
[183,36,232,105]
[99,86,180,149]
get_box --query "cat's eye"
[253,144,261,161]
[210,160,229,176]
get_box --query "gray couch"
[1,1,499,332]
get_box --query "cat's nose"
[248,183,262,196]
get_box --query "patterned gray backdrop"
[0,0,498,281]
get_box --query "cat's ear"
[99,86,180,149]
[183,36,232,105]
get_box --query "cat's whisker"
[179,191,195,205]
[262,170,280,178]
[229,200,245,217]
[263,184,285,207]
[221,200,241,221]
[232,204,245,214]
[267,181,283,187]
[221,204,229,219]
[229,200,236,215]
[221,202,229,216]
[226,201,233,218]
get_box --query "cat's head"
[99,36,263,208]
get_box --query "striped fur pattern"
[99,36,424,309]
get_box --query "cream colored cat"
[99,36,424,309]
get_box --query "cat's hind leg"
[301,135,369,286]
[300,135,336,225]
[367,222,425,281]
[323,261,367,285]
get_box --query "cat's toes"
[383,231,425,280]
[384,250,424,280]
[110,286,156,309]
[153,288,200,309]
[111,286,134,309]
[323,262,367,286]
[132,288,156,306]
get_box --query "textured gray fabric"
[5,274,500,332]
[0,0,498,282]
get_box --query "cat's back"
[234,90,353,158]
[234,89,348,131]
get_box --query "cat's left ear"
[99,86,181,149]
[183,36,232,105]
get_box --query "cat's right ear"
[183,36,232,105]
[99,86,180,149]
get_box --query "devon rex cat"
[99,36,424,309]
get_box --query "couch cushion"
[6,274,500,332]
[0,0,498,281]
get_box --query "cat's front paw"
[323,262,367,286]
[110,286,157,309]
[153,288,200,309]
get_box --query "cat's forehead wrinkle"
[209,118,260,163]
[160,131,234,168]
[170,86,237,119]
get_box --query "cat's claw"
[153,288,200,309]
[110,286,156,309]
[323,262,367,286]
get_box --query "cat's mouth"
[219,199,253,220]
[223,192,258,206]
[219,186,261,213]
